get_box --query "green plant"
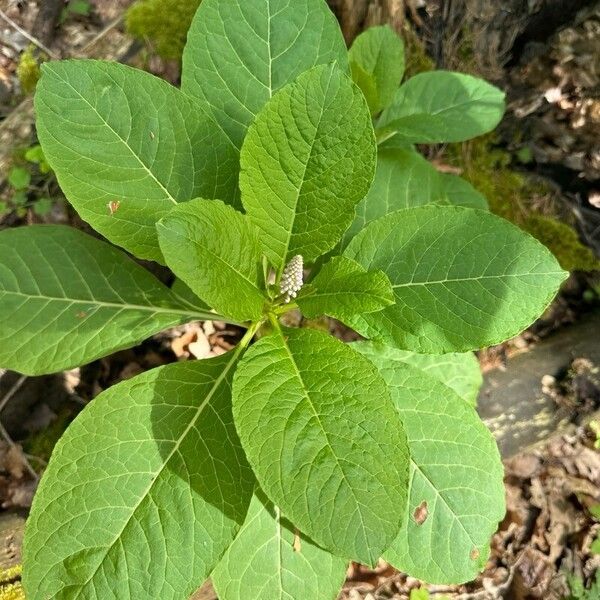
[567,570,600,600]
[126,0,202,61]
[60,0,91,24]
[1,3,567,598]
[16,45,42,94]
[2,145,55,219]
[589,421,600,449]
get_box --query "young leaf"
[341,149,487,248]
[8,166,31,190]
[35,60,238,263]
[23,354,255,599]
[355,342,505,584]
[157,199,266,323]
[241,64,376,272]
[232,327,410,565]
[348,25,405,115]
[181,0,348,151]
[0,225,216,375]
[377,71,505,144]
[344,206,568,353]
[353,343,481,407]
[298,256,394,322]
[212,491,347,600]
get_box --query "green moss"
[0,566,23,600]
[16,45,41,94]
[524,215,598,272]
[126,0,201,61]
[23,409,73,467]
[401,25,434,79]
[447,137,598,272]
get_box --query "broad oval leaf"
[181,0,348,151]
[349,25,405,115]
[157,199,266,323]
[23,354,255,599]
[213,491,347,600]
[344,206,567,353]
[342,149,488,248]
[298,256,394,322]
[232,327,410,565]
[35,60,238,262]
[355,342,505,583]
[241,64,376,272]
[377,71,505,144]
[0,225,214,375]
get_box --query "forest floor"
[0,1,599,599]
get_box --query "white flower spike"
[280,255,304,303]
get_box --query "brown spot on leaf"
[76,311,87,319]
[149,131,155,140]
[470,547,480,561]
[293,528,302,553]
[413,500,428,525]
[107,200,121,215]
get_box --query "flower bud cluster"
[280,255,304,303]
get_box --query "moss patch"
[447,137,598,272]
[23,409,73,468]
[0,566,24,600]
[126,0,202,61]
[16,46,41,94]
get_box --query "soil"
[0,1,599,599]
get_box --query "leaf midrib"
[1,289,213,321]
[70,351,240,598]
[277,69,333,273]
[277,330,371,560]
[391,271,563,288]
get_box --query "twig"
[0,420,38,480]
[0,8,59,59]
[0,375,39,479]
[79,15,124,55]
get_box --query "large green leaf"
[348,25,405,115]
[157,199,266,323]
[23,354,255,599]
[35,60,237,263]
[344,206,567,353]
[241,64,376,272]
[0,226,215,376]
[232,327,409,565]
[213,491,347,600]
[341,149,488,248]
[377,71,505,144]
[298,256,394,322]
[181,0,348,151]
[355,342,505,584]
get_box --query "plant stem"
[237,320,263,352]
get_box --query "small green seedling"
[0,2,567,599]
[3,145,55,218]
